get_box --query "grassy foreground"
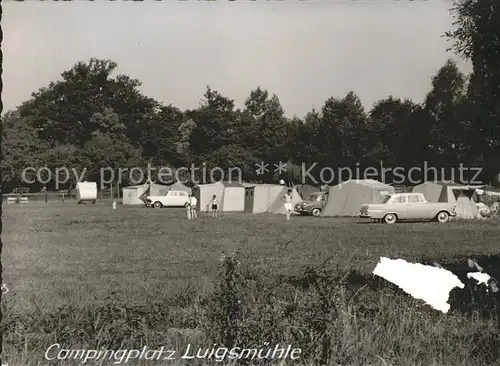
[2,203,500,365]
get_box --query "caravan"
[76,182,98,204]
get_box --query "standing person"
[189,193,198,219]
[185,196,192,220]
[281,189,293,221]
[207,194,219,218]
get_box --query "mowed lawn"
[3,202,500,312]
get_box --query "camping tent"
[169,181,192,194]
[122,184,149,205]
[193,182,225,211]
[222,182,246,211]
[411,181,486,203]
[266,187,302,214]
[295,184,318,200]
[412,181,485,219]
[245,184,269,213]
[456,191,479,219]
[148,182,170,196]
[193,181,245,212]
[323,179,395,217]
[244,184,294,213]
[123,182,170,205]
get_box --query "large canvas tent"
[267,187,302,214]
[123,182,170,205]
[193,182,224,211]
[295,184,318,200]
[169,181,192,194]
[122,184,148,205]
[244,184,296,213]
[323,179,395,217]
[193,181,245,212]
[143,182,170,197]
[412,181,485,219]
[222,182,246,211]
[455,191,480,219]
[411,181,485,203]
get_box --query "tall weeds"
[2,252,500,365]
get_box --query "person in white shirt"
[281,189,293,221]
[189,194,198,219]
[186,195,192,220]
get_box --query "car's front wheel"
[383,213,397,224]
[153,201,163,208]
[436,211,449,223]
[311,208,321,216]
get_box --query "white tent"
[244,184,289,213]
[194,181,246,212]
[267,187,302,214]
[194,182,224,211]
[122,184,148,205]
[222,182,245,211]
[455,193,479,219]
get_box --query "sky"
[3,1,471,118]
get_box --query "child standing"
[207,194,219,218]
[189,193,198,219]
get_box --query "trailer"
[75,182,98,204]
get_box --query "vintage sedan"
[146,190,190,208]
[294,191,328,216]
[360,192,457,224]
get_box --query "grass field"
[2,202,500,365]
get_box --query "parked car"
[146,190,190,208]
[360,192,456,224]
[294,191,327,216]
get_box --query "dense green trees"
[2,1,499,190]
[445,0,500,182]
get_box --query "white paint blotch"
[373,257,465,313]
[466,259,498,292]
[467,272,491,286]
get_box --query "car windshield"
[381,195,391,204]
[307,194,319,201]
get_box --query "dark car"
[294,192,327,216]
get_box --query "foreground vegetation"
[2,204,500,365]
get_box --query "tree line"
[1,0,499,191]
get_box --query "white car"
[360,192,457,224]
[145,190,190,208]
